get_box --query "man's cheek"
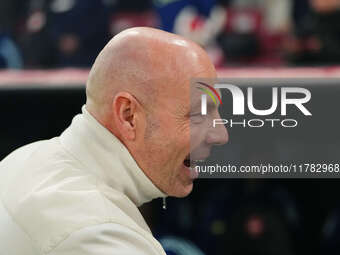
[191,131,206,147]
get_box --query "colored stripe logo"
[196,82,222,105]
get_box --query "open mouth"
[183,157,191,167]
[183,155,205,168]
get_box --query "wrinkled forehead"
[147,46,217,113]
[155,77,219,116]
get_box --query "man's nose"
[206,121,229,146]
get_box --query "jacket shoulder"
[48,223,165,255]
[0,138,146,254]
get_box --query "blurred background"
[1,0,340,68]
[1,0,340,254]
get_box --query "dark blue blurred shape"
[153,0,216,32]
[0,33,22,69]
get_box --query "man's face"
[139,77,228,197]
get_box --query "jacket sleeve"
[47,223,164,255]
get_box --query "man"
[0,27,228,254]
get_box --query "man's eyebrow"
[189,100,217,115]
[206,101,220,112]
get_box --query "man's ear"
[112,92,142,141]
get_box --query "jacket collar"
[60,105,166,207]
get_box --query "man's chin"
[171,182,194,198]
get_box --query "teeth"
[190,159,205,164]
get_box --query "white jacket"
[0,106,167,255]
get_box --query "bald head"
[84,27,226,197]
[86,27,215,121]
